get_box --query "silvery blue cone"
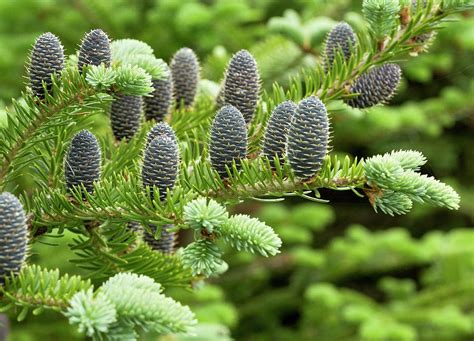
[209,105,248,178]
[144,64,173,121]
[346,63,401,109]
[142,134,179,201]
[324,22,357,71]
[77,29,111,72]
[0,192,28,284]
[170,48,200,108]
[110,94,143,141]
[29,32,65,99]
[263,101,297,168]
[64,130,102,195]
[223,49,260,124]
[287,96,329,180]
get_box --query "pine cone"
[209,105,248,178]
[142,135,179,201]
[170,48,200,108]
[0,192,28,284]
[28,32,65,99]
[346,63,401,109]
[78,29,111,72]
[324,22,357,71]
[143,224,177,254]
[223,50,260,124]
[144,64,173,121]
[287,96,329,180]
[110,94,143,141]
[262,101,297,168]
[65,130,102,194]
[146,122,177,148]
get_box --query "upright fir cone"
[0,192,28,284]
[65,130,102,194]
[146,122,177,148]
[77,29,111,72]
[209,105,248,178]
[287,96,329,180]
[170,48,200,108]
[262,101,297,168]
[346,63,402,109]
[110,94,143,141]
[324,22,357,71]
[28,32,65,99]
[143,224,177,254]
[141,132,179,252]
[142,134,179,201]
[144,64,173,121]
[223,50,260,124]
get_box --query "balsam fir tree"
[0,1,470,339]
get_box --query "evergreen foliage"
[0,1,471,338]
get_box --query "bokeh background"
[0,0,473,340]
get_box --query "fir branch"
[0,265,92,318]
[0,68,107,189]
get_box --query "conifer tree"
[0,1,469,339]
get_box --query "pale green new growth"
[101,273,196,335]
[183,197,228,233]
[363,0,401,40]
[221,214,282,257]
[66,273,196,340]
[182,240,224,277]
[365,150,460,215]
[114,64,153,95]
[388,150,427,171]
[65,289,117,337]
[86,64,116,90]
[374,190,413,215]
[111,39,168,80]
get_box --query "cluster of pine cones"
[1,20,406,276]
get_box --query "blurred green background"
[1,0,473,340]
